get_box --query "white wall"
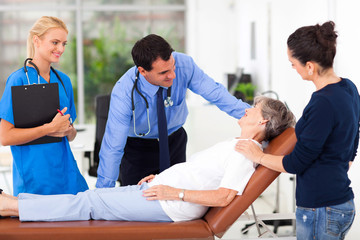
[269,0,330,119]
[235,0,334,120]
[235,0,271,94]
[184,0,242,155]
[186,0,238,105]
[335,0,360,88]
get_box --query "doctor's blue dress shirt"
[96,52,251,188]
[0,67,88,196]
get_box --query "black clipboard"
[11,83,62,145]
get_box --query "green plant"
[234,82,256,102]
[61,19,135,122]
[82,21,134,122]
[61,16,185,123]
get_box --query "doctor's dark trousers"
[120,127,187,186]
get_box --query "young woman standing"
[0,16,88,196]
[236,21,358,239]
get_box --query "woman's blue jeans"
[296,199,355,240]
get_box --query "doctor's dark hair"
[254,96,296,142]
[287,21,337,73]
[27,16,68,58]
[131,34,174,71]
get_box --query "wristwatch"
[178,189,185,201]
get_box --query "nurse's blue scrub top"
[0,67,88,196]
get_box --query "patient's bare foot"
[0,192,19,217]
[1,191,17,200]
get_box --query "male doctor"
[96,34,251,187]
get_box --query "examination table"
[0,128,296,240]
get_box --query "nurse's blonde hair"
[27,16,68,58]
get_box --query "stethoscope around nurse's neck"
[131,70,173,137]
[23,58,68,97]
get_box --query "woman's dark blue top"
[283,78,360,208]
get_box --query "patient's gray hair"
[254,96,296,141]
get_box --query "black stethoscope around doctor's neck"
[131,70,173,137]
[23,58,67,97]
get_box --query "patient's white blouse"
[148,138,259,222]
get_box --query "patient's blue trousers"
[18,183,172,222]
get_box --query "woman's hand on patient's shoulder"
[235,140,263,164]
[138,174,155,185]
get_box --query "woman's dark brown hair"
[287,21,338,71]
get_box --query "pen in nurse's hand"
[57,109,73,125]
[57,109,64,116]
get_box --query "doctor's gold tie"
[157,87,170,172]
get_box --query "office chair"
[87,94,111,178]
[87,94,123,185]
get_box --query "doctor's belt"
[127,127,182,142]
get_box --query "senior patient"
[0,96,295,222]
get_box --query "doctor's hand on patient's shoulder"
[138,174,156,185]
[235,140,264,164]
[46,107,72,137]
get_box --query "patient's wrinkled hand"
[137,174,155,185]
[143,185,179,201]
